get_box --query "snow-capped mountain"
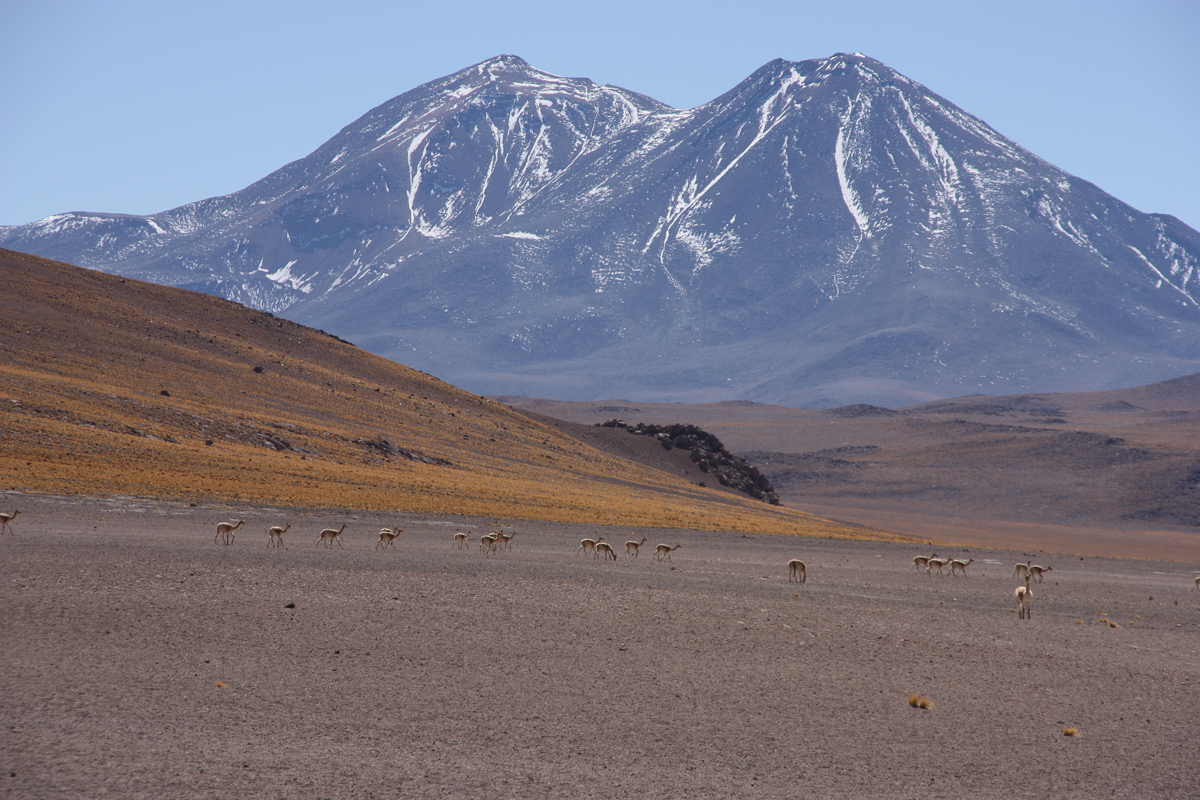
[4,53,1199,407]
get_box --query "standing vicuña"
[0,510,20,534]
[949,558,974,576]
[267,523,290,548]
[911,552,938,572]
[788,559,807,583]
[655,543,681,562]
[625,537,648,557]
[377,527,401,550]
[578,536,604,556]
[1014,562,1030,578]
[926,556,949,576]
[215,519,244,545]
[595,541,617,561]
[317,524,347,549]
[480,533,499,555]
[1028,564,1052,583]
[453,531,469,549]
[1015,575,1032,620]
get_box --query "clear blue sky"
[2,0,1198,230]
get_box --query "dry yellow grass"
[1,249,902,539]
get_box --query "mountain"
[1,246,857,536]
[4,53,1199,407]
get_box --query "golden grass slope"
[0,248,889,538]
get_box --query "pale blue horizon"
[2,0,1198,230]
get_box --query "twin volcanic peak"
[3,53,1199,407]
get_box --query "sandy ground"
[2,493,1199,799]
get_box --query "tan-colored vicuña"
[215,519,243,545]
[1014,562,1030,578]
[625,536,648,557]
[655,543,681,562]
[479,533,499,555]
[1016,575,1032,620]
[267,523,290,548]
[788,559,807,583]
[1194,576,1200,591]
[376,527,401,550]
[316,523,347,549]
[949,557,974,576]
[578,535,604,556]
[453,531,469,549]
[495,530,516,551]
[595,541,617,561]
[911,552,938,571]
[0,509,20,534]
[926,556,949,576]
[1029,564,1052,582]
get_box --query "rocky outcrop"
[599,420,779,504]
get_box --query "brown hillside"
[0,248,883,538]
[499,388,1200,560]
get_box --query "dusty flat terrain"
[3,494,1198,799]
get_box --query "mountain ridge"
[3,53,1198,407]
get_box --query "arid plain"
[3,498,1198,799]
[2,249,1199,798]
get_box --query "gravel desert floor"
[2,493,1199,799]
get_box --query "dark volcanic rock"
[601,420,779,504]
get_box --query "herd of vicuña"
[192,521,1200,603]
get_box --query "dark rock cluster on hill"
[599,420,779,504]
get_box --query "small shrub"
[907,694,933,710]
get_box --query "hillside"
[3,54,1198,407]
[0,248,878,538]
[501,385,1200,560]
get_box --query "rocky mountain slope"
[4,54,1199,407]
